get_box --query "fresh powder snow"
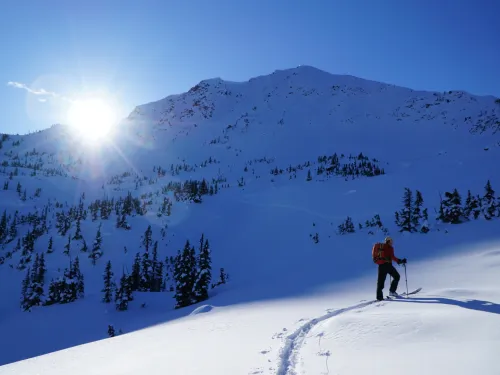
[0,65,499,374]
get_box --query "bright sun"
[67,98,117,141]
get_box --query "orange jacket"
[372,243,400,265]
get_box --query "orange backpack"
[372,242,385,263]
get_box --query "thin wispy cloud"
[7,81,71,102]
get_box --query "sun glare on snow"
[66,98,117,142]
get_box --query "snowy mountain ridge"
[0,65,500,374]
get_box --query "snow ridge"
[276,299,378,375]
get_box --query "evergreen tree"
[89,223,103,265]
[395,188,415,232]
[151,241,163,292]
[102,260,115,303]
[464,189,473,219]
[81,238,88,253]
[116,212,130,230]
[13,238,21,253]
[139,225,154,290]
[20,267,32,311]
[73,217,82,240]
[38,253,46,282]
[193,234,212,303]
[115,272,132,311]
[481,180,497,219]
[19,230,35,269]
[46,279,62,305]
[212,267,228,288]
[124,272,133,302]
[199,179,209,195]
[412,190,424,228]
[337,216,355,234]
[26,254,45,308]
[473,194,482,219]
[140,249,152,291]
[142,225,153,253]
[438,189,464,224]
[130,253,141,291]
[164,256,174,292]
[46,256,85,305]
[8,212,18,242]
[63,233,71,256]
[173,240,197,309]
[71,256,85,299]
[0,209,7,243]
[47,236,53,254]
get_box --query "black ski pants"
[376,262,400,300]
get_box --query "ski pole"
[403,263,409,297]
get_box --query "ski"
[367,288,422,303]
[402,287,422,296]
[386,287,422,299]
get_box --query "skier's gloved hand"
[400,258,407,264]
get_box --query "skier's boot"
[389,291,400,298]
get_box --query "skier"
[372,236,407,300]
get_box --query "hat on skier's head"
[384,236,393,245]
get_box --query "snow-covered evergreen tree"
[438,189,465,224]
[115,272,132,311]
[481,180,498,220]
[46,257,84,305]
[25,254,46,309]
[337,216,355,234]
[193,234,212,303]
[20,267,32,311]
[173,240,197,309]
[18,230,35,269]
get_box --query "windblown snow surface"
[1,66,500,374]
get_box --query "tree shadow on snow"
[391,297,500,315]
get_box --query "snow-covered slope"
[0,65,500,373]
[2,245,499,375]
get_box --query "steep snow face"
[115,65,500,184]
[0,66,499,370]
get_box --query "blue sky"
[1,0,499,135]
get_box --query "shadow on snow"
[391,297,500,315]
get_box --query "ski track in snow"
[275,299,379,375]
